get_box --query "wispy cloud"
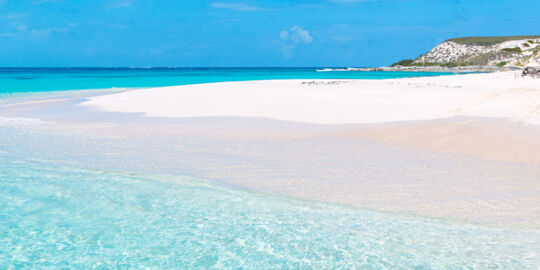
[211,2,264,12]
[1,22,78,38]
[279,26,313,58]
[29,26,70,37]
[0,13,29,20]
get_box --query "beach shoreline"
[1,71,540,227]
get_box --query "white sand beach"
[82,71,540,125]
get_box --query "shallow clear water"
[0,67,456,95]
[1,155,539,269]
[1,68,538,268]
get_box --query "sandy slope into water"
[76,71,540,226]
[2,72,540,227]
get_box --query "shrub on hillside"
[390,59,415,67]
[501,47,522,53]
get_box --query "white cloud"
[211,2,263,12]
[280,26,313,44]
[279,26,313,58]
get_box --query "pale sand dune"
[82,71,540,125]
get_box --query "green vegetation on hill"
[390,59,415,67]
[390,60,474,68]
[448,35,540,46]
[501,47,522,53]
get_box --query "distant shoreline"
[352,66,521,72]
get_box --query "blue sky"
[0,0,539,67]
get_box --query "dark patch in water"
[13,77,37,80]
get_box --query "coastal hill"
[392,36,540,68]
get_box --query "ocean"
[0,67,455,95]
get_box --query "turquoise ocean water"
[0,67,456,95]
[1,68,539,268]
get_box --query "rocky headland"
[362,36,540,72]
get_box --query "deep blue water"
[0,67,456,95]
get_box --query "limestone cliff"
[393,36,540,68]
